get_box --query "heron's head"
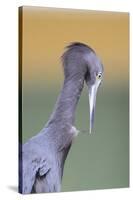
[62,42,104,133]
[84,51,104,133]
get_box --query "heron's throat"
[49,76,84,126]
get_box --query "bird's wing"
[21,144,51,194]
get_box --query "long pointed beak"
[88,83,99,134]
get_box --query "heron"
[19,42,103,194]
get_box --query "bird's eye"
[96,73,102,79]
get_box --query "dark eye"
[97,73,102,79]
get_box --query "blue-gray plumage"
[19,42,103,194]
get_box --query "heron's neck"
[48,75,84,126]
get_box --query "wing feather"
[20,143,51,194]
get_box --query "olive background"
[21,6,129,191]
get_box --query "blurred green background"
[22,7,129,191]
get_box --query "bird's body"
[19,42,103,194]
[22,125,78,193]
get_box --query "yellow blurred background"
[22,6,129,87]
